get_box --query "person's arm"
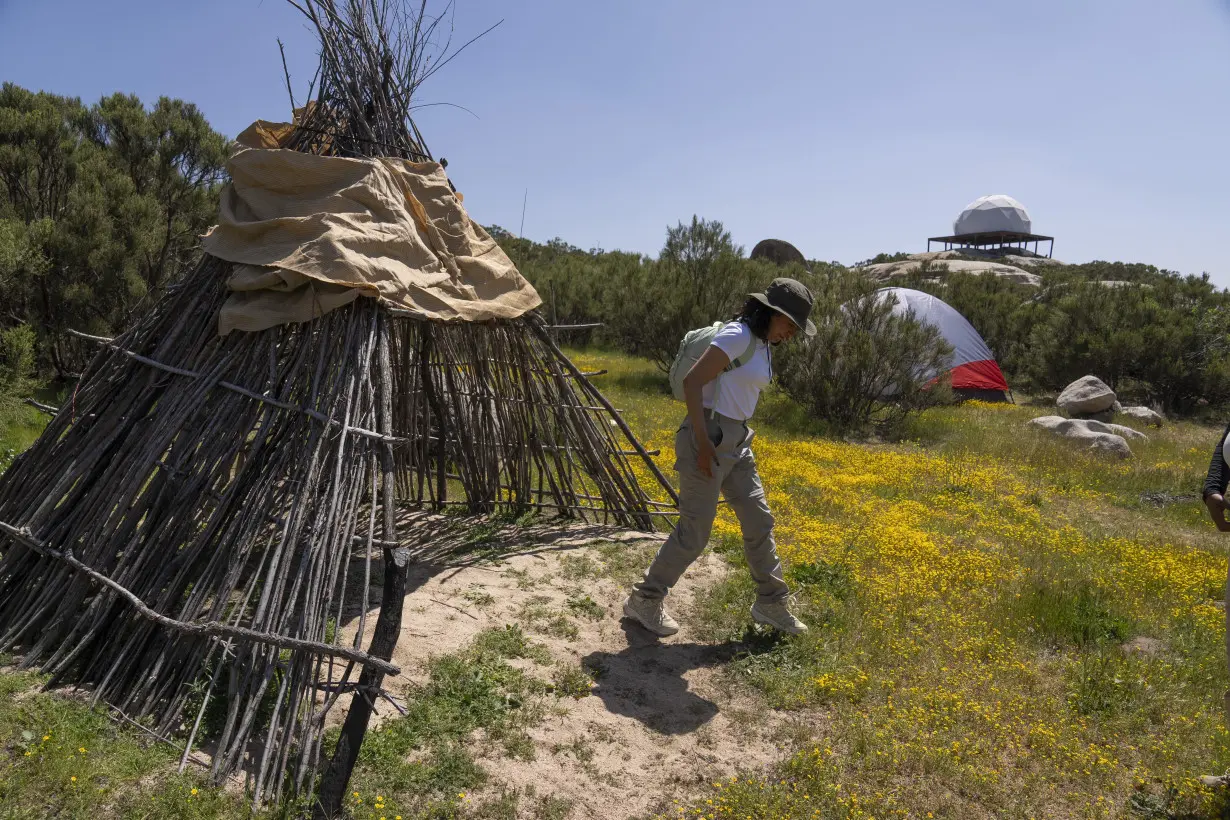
[1203,423,1230,531]
[682,346,729,478]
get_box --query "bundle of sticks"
[0,1,674,812]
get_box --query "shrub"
[0,324,35,426]
[600,216,770,372]
[775,269,953,435]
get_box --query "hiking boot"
[622,594,680,636]
[751,600,808,635]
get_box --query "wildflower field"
[574,349,1230,819]
[2,349,1230,819]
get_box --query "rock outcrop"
[1118,405,1164,427]
[1057,376,1117,416]
[1027,415,1137,459]
[859,254,1042,287]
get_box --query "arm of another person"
[682,346,730,478]
[1203,422,1230,531]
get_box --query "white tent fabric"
[875,287,1010,394]
[953,194,1032,236]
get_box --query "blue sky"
[2,1,1229,282]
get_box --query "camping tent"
[875,287,1011,401]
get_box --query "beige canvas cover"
[202,120,541,335]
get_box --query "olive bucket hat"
[750,277,817,337]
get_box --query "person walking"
[1203,422,1230,724]
[622,278,816,636]
[1204,421,1230,533]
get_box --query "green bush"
[504,222,1230,421]
[774,269,953,435]
[0,84,227,378]
[0,323,35,426]
[599,216,772,372]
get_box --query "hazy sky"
[2,1,1228,282]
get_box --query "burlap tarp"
[202,120,541,335]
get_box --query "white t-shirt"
[702,321,771,421]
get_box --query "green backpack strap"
[727,334,757,371]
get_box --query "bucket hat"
[750,277,816,337]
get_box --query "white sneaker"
[622,594,680,636]
[751,600,808,635]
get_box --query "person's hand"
[695,433,718,478]
[1207,494,1230,532]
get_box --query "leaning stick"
[528,318,678,507]
[0,521,400,675]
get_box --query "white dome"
[953,195,1032,235]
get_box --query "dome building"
[928,194,1053,257]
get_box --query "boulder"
[750,238,807,268]
[1028,415,1133,459]
[1118,405,1164,427]
[1057,376,1116,416]
[1079,418,1149,442]
[1087,436,1131,458]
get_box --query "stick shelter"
[0,2,674,812]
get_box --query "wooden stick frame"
[0,1,679,813]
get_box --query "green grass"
[464,787,572,820]
[0,402,47,471]
[515,597,580,640]
[1014,576,1134,649]
[0,669,277,819]
[903,398,1213,514]
[0,623,572,820]
[339,625,570,819]
[6,351,1230,818]
[550,662,596,700]
[461,585,496,608]
[565,348,1230,818]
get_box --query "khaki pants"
[634,413,790,604]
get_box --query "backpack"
[668,321,756,403]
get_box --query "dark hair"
[734,297,775,341]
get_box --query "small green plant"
[517,598,580,640]
[542,613,579,640]
[462,585,496,608]
[472,624,551,664]
[513,509,539,528]
[551,662,595,699]
[463,521,501,548]
[565,593,604,621]
[1066,650,1145,717]
[788,560,855,601]
[468,786,573,820]
[506,567,537,589]
[559,552,602,580]
[1017,578,1132,648]
[324,617,337,644]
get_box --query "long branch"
[0,521,400,676]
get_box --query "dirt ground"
[335,515,804,819]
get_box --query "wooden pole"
[528,318,678,511]
[315,316,408,819]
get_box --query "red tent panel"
[875,287,1010,394]
[951,359,1010,392]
